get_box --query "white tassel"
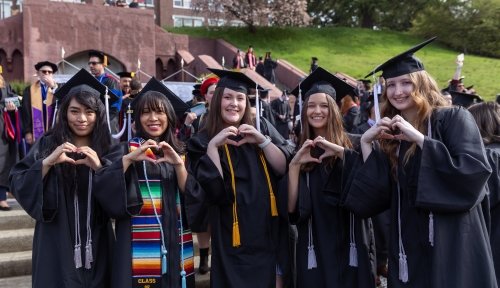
[84,241,93,269]
[161,246,168,275]
[429,212,434,247]
[307,245,317,269]
[399,252,408,283]
[349,242,358,267]
[74,244,82,269]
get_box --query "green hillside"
[168,27,500,100]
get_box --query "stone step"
[0,251,32,278]
[0,202,35,231]
[0,229,34,254]
[0,255,210,286]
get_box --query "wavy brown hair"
[468,101,500,146]
[203,87,253,139]
[379,70,447,175]
[299,93,353,171]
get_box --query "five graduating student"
[185,69,293,287]
[9,69,119,288]
[338,38,497,287]
[287,67,376,287]
[93,78,196,288]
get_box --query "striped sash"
[132,180,163,288]
[177,192,194,280]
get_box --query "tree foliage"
[192,0,310,32]
[411,0,500,58]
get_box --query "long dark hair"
[133,91,184,154]
[203,87,253,139]
[468,101,500,146]
[45,89,111,157]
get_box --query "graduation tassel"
[270,192,278,217]
[181,271,187,288]
[307,217,317,269]
[74,244,82,269]
[349,243,358,267]
[161,246,168,275]
[232,220,241,247]
[259,153,278,217]
[85,241,93,269]
[429,212,434,247]
[399,252,408,283]
[349,213,358,267]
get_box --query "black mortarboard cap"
[365,37,437,79]
[450,90,483,108]
[54,68,119,104]
[133,77,189,118]
[34,61,58,73]
[207,68,262,95]
[88,50,110,66]
[290,67,356,101]
[117,71,135,78]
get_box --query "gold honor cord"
[223,145,279,248]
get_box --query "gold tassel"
[259,153,278,217]
[103,55,108,67]
[270,192,278,217]
[0,65,3,74]
[232,220,241,247]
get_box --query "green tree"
[411,0,500,57]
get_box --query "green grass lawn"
[168,26,500,101]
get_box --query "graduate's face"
[220,88,246,127]
[139,103,168,138]
[385,74,416,113]
[306,93,329,131]
[67,98,97,138]
[206,84,216,106]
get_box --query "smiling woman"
[9,72,114,288]
[185,68,294,288]
[93,78,199,288]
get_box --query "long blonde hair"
[0,75,5,89]
[299,93,352,171]
[379,70,447,174]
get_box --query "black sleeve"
[21,86,32,135]
[9,137,59,222]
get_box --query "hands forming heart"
[211,125,266,148]
[43,142,102,171]
[128,139,184,166]
[291,136,346,166]
[362,115,425,146]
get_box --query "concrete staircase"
[0,198,210,288]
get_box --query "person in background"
[263,52,278,85]
[232,49,246,69]
[0,70,19,211]
[310,57,319,74]
[21,61,59,148]
[88,50,122,134]
[245,45,257,70]
[271,90,292,139]
[340,94,360,133]
[129,0,139,8]
[256,56,265,78]
[468,101,500,283]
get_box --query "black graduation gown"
[93,143,197,288]
[292,160,376,288]
[485,143,500,282]
[342,107,497,287]
[9,135,113,288]
[0,100,19,188]
[185,119,293,288]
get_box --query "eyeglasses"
[39,70,53,74]
[88,61,102,66]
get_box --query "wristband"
[258,135,272,149]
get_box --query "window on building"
[173,0,191,9]
[173,15,204,27]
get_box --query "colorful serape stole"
[177,192,194,284]
[132,179,163,288]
